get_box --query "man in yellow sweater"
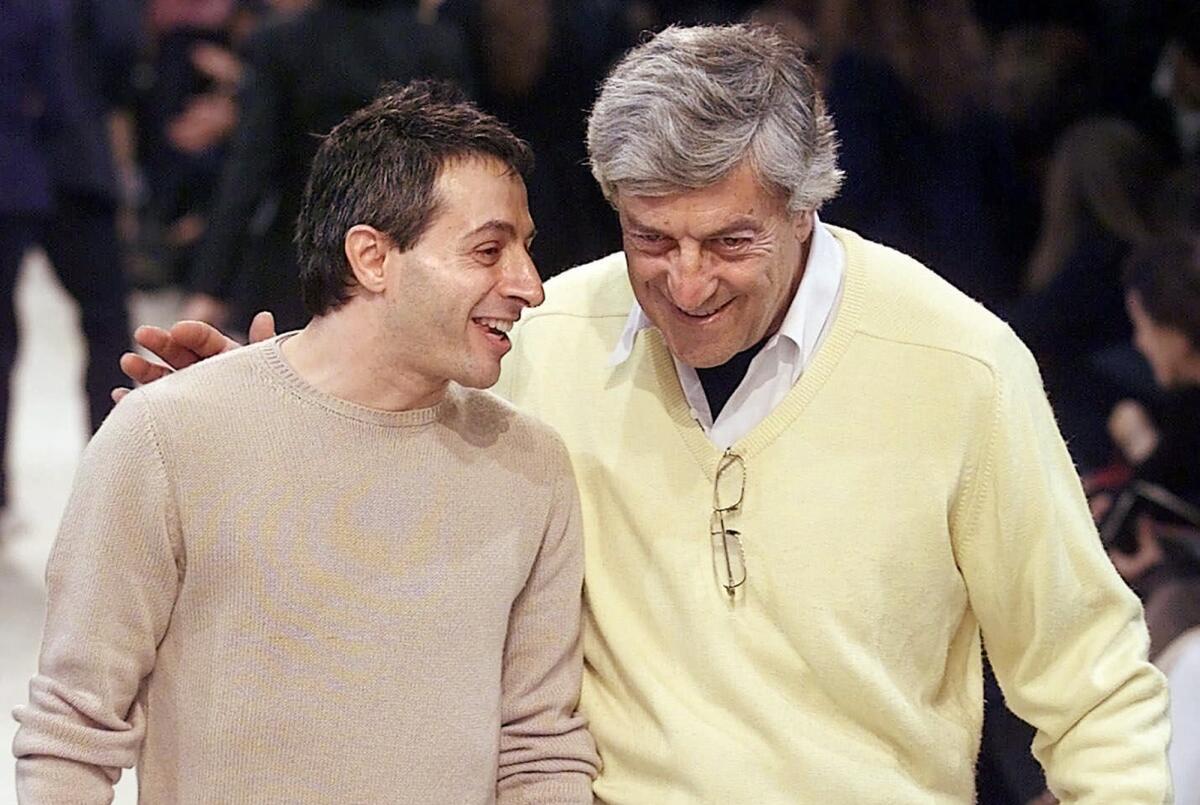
[116,25,1171,804]
[13,82,598,802]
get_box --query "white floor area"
[1,253,181,803]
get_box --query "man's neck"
[281,309,448,412]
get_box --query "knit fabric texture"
[495,228,1172,804]
[13,335,598,803]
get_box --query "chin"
[665,335,738,369]
[454,364,502,390]
[694,352,740,369]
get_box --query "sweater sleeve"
[953,333,1171,803]
[12,393,182,803]
[496,443,599,804]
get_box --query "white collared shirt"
[608,215,845,448]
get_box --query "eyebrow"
[623,214,763,240]
[462,220,536,242]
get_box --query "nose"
[665,241,717,311]
[502,245,545,309]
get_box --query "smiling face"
[383,155,542,392]
[615,162,814,368]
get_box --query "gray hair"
[587,24,843,213]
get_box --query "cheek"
[725,264,778,309]
[625,260,673,311]
[626,255,666,287]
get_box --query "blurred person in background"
[140,0,320,292]
[1135,5,1200,166]
[1007,118,1166,470]
[435,0,631,277]
[182,0,473,333]
[990,23,1098,200]
[0,0,137,533]
[136,0,240,287]
[1103,236,1200,645]
[1102,233,1200,805]
[1110,236,1200,502]
[817,0,1029,310]
[973,0,1167,112]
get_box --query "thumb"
[248,311,277,343]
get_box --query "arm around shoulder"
[12,393,183,802]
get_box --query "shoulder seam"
[949,355,1004,561]
[854,330,1000,375]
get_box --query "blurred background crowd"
[2,0,1200,802]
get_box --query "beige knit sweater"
[13,336,598,803]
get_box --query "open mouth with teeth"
[472,316,514,342]
[675,299,733,321]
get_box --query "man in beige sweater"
[12,81,598,803]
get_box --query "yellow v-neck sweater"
[14,336,598,803]
[496,227,1170,803]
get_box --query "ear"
[792,208,815,243]
[344,225,392,294]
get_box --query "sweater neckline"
[647,226,867,476]
[258,333,452,428]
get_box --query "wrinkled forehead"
[612,163,792,228]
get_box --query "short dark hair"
[1122,233,1200,349]
[295,80,534,316]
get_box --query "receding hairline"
[412,159,535,253]
[437,150,526,176]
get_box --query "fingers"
[131,324,169,352]
[167,320,240,361]
[124,318,239,400]
[134,325,201,370]
[120,351,173,385]
[135,319,239,371]
[248,311,277,343]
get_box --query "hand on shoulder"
[111,312,277,402]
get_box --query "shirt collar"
[607,213,844,367]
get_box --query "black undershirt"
[695,337,770,421]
